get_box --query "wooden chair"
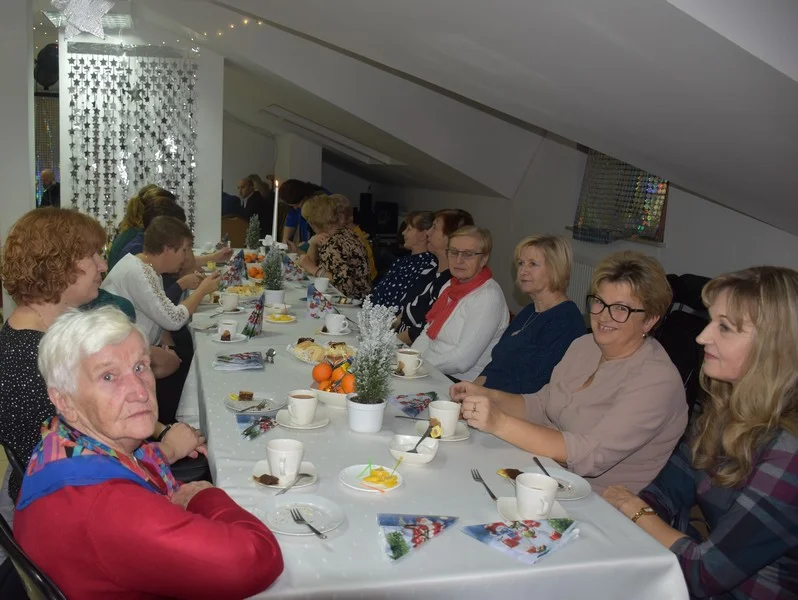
[221,216,248,249]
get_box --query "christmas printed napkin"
[237,415,277,440]
[388,392,439,418]
[242,293,265,338]
[306,284,335,318]
[282,253,305,282]
[378,514,458,562]
[461,518,579,566]
[212,351,265,371]
[221,250,246,287]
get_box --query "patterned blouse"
[371,252,437,310]
[318,227,372,299]
[640,434,798,599]
[396,267,452,343]
[101,253,190,345]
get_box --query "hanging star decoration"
[51,0,115,40]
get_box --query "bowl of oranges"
[311,360,356,409]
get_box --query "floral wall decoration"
[66,42,198,231]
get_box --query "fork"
[289,508,327,539]
[234,400,268,413]
[471,469,497,501]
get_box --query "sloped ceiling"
[141,0,797,232]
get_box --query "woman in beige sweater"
[451,251,688,493]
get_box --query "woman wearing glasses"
[412,226,509,381]
[451,250,688,493]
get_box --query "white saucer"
[211,332,248,343]
[338,464,404,493]
[275,409,330,430]
[497,497,570,521]
[317,325,351,336]
[252,460,318,489]
[218,307,245,314]
[265,314,297,324]
[393,365,430,379]
[415,420,470,442]
[256,494,345,536]
[224,393,285,414]
[521,464,592,501]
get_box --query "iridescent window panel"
[572,150,669,244]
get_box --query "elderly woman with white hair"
[412,226,509,381]
[14,307,283,599]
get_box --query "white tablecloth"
[177,286,688,600]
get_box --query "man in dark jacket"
[39,169,60,208]
[236,176,272,238]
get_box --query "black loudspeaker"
[34,43,59,89]
[375,201,399,235]
[358,192,377,238]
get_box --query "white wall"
[275,134,322,185]
[222,115,275,195]
[375,135,798,312]
[0,0,34,312]
[322,162,372,204]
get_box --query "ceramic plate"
[223,393,285,414]
[338,464,404,494]
[275,409,330,430]
[251,460,318,489]
[257,494,345,536]
[497,497,569,521]
[286,344,357,365]
[316,325,352,336]
[265,314,297,324]
[210,332,248,343]
[330,297,362,307]
[392,365,430,379]
[415,420,470,442]
[520,464,592,501]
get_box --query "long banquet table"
[177,285,689,600]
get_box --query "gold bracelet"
[630,506,656,524]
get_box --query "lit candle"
[272,180,279,243]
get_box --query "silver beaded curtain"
[34,94,60,206]
[572,150,669,245]
[66,42,198,232]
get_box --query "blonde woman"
[452,251,687,493]
[108,184,165,269]
[298,195,371,298]
[475,235,585,393]
[604,267,798,599]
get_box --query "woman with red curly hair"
[0,209,205,510]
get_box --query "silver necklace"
[510,311,541,336]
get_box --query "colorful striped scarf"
[17,416,179,510]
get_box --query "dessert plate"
[415,420,470,442]
[223,393,285,414]
[257,494,345,536]
[338,464,404,494]
[211,332,247,343]
[251,460,318,489]
[275,409,330,430]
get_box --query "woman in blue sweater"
[475,235,584,392]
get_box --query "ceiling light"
[43,11,133,30]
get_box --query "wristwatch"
[630,506,656,524]
[156,424,173,442]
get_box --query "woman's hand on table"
[460,395,507,434]
[196,271,220,295]
[160,422,208,464]
[602,486,648,519]
[449,380,487,402]
[171,481,214,509]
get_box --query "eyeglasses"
[586,295,646,323]
[446,248,484,260]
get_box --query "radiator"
[567,260,595,315]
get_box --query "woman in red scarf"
[412,226,509,381]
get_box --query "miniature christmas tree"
[351,298,395,403]
[262,245,284,291]
[245,215,261,249]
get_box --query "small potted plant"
[261,245,285,305]
[245,215,261,250]
[347,298,395,433]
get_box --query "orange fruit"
[331,366,348,382]
[319,380,332,392]
[312,362,333,383]
[341,373,356,394]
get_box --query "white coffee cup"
[266,439,304,482]
[314,277,330,293]
[287,389,318,426]
[516,473,559,520]
[219,292,239,311]
[265,303,290,315]
[429,400,461,438]
[325,313,347,334]
[217,319,238,338]
[396,349,424,377]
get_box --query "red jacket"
[16,482,283,599]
